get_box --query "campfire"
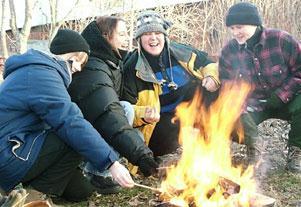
[153,81,274,207]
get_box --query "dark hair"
[95,16,125,39]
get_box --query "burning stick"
[156,166,173,170]
[134,182,161,193]
[157,166,176,179]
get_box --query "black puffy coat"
[68,21,152,165]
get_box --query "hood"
[81,21,121,66]
[4,49,71,87]
[134,37,172,84]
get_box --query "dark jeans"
[148,88,219,157]
[240,94,301,148]
[149,112,180,156]
[22,132,96,202]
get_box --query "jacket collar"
[135,50,159,83]
[135,38,172,84]
[134,39,195,83]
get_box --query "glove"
[264,93,284,109]
[137,155,159,177]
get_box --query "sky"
[2,0,204,30]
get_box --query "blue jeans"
[119,101,134,126]
[83,101,134,177]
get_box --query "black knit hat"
[50,29,90,55]
[135,10,172,39]
[226,2,262,26]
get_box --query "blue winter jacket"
[0,49,118,192]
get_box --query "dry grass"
[122,0,301,56]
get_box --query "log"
[153,178,275,207]
[23,200,52,207]
[250,193,276,207]
[153,193,276,207]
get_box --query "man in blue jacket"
[0,29,134,202]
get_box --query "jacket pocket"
[8,130,45,161]
[264,64,287,86]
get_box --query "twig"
[156,166,173,170]
[134,182,161,192]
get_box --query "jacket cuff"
[202,63,220,85]
[134,105,148,118]
[103,151,119,170]
[276,89,293,103]
[133,105,149,126]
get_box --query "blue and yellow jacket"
[122,41,219,144]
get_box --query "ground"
[52,119,301,206]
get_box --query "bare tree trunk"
[48,0,58,43]
[48,0,80,44]
[128,0,135,51]
[0,0,9,58]
[8,0,36,54]
[19,0,36,53]
[8,0,18,53]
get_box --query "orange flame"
[159,81,256,207]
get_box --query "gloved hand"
[264,93,284,109]
[109,161,134,188]
[137,155,159,177]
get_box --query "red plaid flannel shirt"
[219,28,301,111]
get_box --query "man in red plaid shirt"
[219,2,301,173]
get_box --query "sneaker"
[89,174,122,195]
[287,146,301,173]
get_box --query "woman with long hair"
[68,16,158,194]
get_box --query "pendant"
[159,79,167,86]
[168,81,178,90]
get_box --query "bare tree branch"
[0,0,9,57]
[8,0,18,42]
[18,0,37,53]
[8,0,37,53]
[48,0,81,43]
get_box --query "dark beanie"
[50,29,90,55]
[226,2,262,26]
